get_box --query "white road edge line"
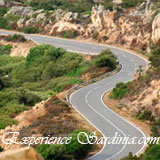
[85,89,127,160]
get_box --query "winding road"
[0,30,148,160]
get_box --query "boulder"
[145,0,151,14]
[6,6,32,18]
[55,9,65,21]
[17,19,25,28]
[0,147,44,160]
[25,18,36,27]
[36,13,46,22]
[0,0,5,6]
[91,5,106,29]
[49,21,84,35]
[63,12,78,22]
[152,13,160,44]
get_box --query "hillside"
[0,0,160,53]
[0,0,160,160]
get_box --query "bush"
[5,14,20,22]
[7,34,26,42]
[62,31,79,39]
[151,118,160,137]
[121,0,145,8]
[24,27,39,34]
[0,88,42,107]
[0,17,8,29]
[37,144,72,160]
[95,49,117,70]
[142,144,160,160]
[0,45,12,55]
[0,146,3,152]
[0,115,17,129]
[65,130,93,159]
[110,82,130,99]
[103,1,114,11]
[149,44,160,67]
[0,7,8,17]
[136,110,154,121]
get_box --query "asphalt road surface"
[0,30,148,160]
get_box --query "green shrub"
[0,45,12,55]
[5,14,20,22]
[65,130,93,159]
[149,44,160,67]
[142,144,160,160]
[95,49,117,70]
[121,0,145,8]
[7,34,26,42]
[0,7,8,17]
[62,31,79,39]
[0,115,18,129]
[0,17,8,28]
[0,102,27,116]
[26,45,65,65]
[0,146,3,152]
[103,1,114,11]
[24,27,39,34]
[0,88,42,107]
[37,144,72,160]
[151,118,160,137]
[136,110,154,121]
[110,82,130,99]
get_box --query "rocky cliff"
[3,1,160,53]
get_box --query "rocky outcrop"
[6,6,32,18]
[17,19,25,28]
[26,18,36,27]
[0,147,44,160]
[49,21,84,35]
[63,12,78,22]
[6,3,159,52]
[120,78,160,118]
[152,13,160,44]
[36,13,46,22]
[55,9,65,21]
[0,0,5,6]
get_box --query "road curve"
[0,30,148,160]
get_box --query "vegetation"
[142,144,160,160]
[7,34,26,42]
[65,130,93,159]
[121,0,145,8]
[0,45,12,55]
[151,118,160,137]
[149,43,160,67]
[37,130,92,160]
[0,146,3,152]
[37,144,72,160]
[62,31,79,39]
[136,110,154,121]
[95,49,117,70]
[0,44,117,130]
[110,82,130,99]
[0,8,20,30]
[23,27,39,34]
